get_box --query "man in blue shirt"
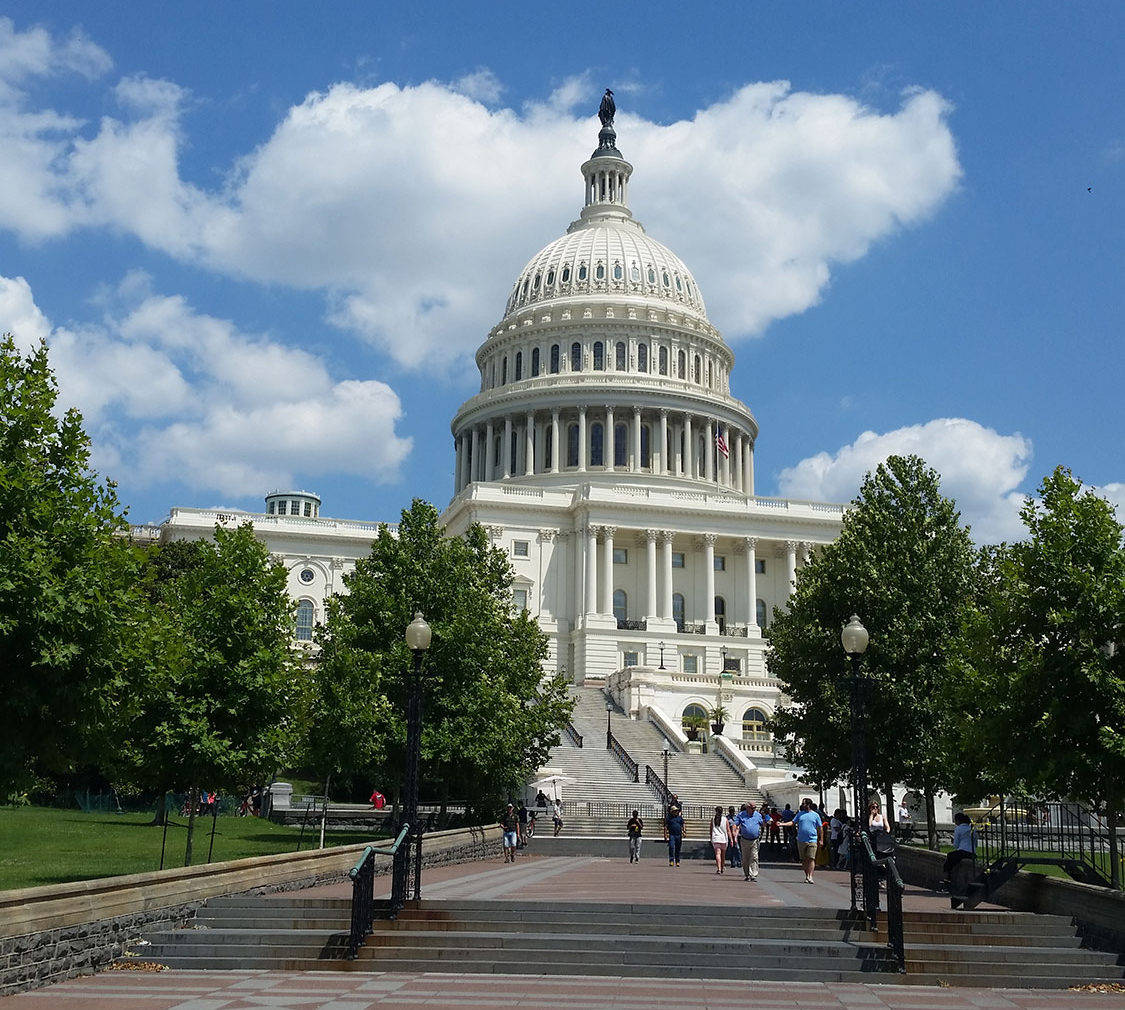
[732,802,765,881]
[781,798,824,883]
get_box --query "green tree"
[0,335,138,794]
[314,499,573,819]
[955,467,1125,884]
[116,525,302,863]
[768,455,977,846]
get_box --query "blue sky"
[0,2,1121,541]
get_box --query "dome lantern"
[579,88,634,225]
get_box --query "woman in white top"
[868,801,889,834]
[710,806,729,874]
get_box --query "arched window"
[546,269,555,287]
[742,707,770,740]
[756,599,768,630]
[681,703,707,733]
[544,425,553,467]
[672,593,686,631]
[515,351,523,381]
[533,272,541,290]
[659,346,668,375]
[612,589,627,624]
[647,266,656,284]
[570,342,582,372]
[501,357,508,385]
[638,344,648,372]
[295,599,315,641]
[675,274,682,292]
[593,341,604,370]
[590,423,604,466]
[630,263,640,282]
[550,344,560,374]
[595,262,605,281]
[578,263,588,281]
[677,349,686,378]
[640,424,651,468]
[662,270,670,287]
[614,423,628,468]
[693,355,702,383]
[566,424,579,467]
[714,596,726,633]
[561,265,571,283]
[615,341,626,370]
[613,262,623,280]
[522,278,529,298]
[531,347,540,377]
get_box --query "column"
[745,440,755,495]
[577,405,587,473]
[574,526,586,617]
[660,531,674,619]
[524,411,535,476]
[674,420,683,476]
[684,415,694,478]
[733,434,743,492]
[703,533,716,623]
[723,425,732,485]
[585,524,598,616]
[745,537,759,633]
[645,529,658,619]
[658,409,668,475]
[605,405,615,472]
[470,426,480,484]
[705,419,715,483]
[454,435,464,493]
[550,410,560,473]
[786,540,798,593]
[632,407,642,472]
[485,421,495,480]
[601,526,615,616]
[502,415,513,478]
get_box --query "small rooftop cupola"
[264,489,321,518]
[577,88,635,227]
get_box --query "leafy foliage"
[0,335,138,793]
[313,500,573,817]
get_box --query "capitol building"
[147,104,845,784]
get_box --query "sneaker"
[675,861,681,867]
[669,860,675,866]
[805,874,813,883]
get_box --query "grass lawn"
[0,805,384,891]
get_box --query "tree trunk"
[1109,800,1121,890]
[184,784,199,867]
[150,786,169,826]
[318,772,331,850]
[924,783,938,850]
[884,778,895,826]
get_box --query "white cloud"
[453,68,503,104]
[1098,483,1125,521]
[0,22,962,372]
[778,418,1033,543]
[0,271,412,496]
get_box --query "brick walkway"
[8,856,1124,1008]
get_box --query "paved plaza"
[8,856,1124,1008]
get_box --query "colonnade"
[454,405,755,495]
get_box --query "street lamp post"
[400,611,431,904]
[842,614,876,924]
[658,641,666,670]
[661,738,671,795]
[605,696,613,748]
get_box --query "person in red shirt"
[369,789,386,810]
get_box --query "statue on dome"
[598,89,616,127]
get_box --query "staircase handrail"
[564,722,584,748]
[607,730,640,782]
[859,831,906,972]
[346,822,410,959]
[644,706,688,750]
[709,733,759,789]
[645,764,672,806]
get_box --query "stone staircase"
[140,895,1125,987]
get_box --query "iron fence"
[346,823,410,959]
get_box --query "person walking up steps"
[734,802,765,881]
[782,798,824,883]
[665,795,684,867]
[710,806,729,874]
[627,809,644,863]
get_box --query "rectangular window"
[513,540,529,557]
[682,654,698,674]
[277,501,287,515]
[723,656,741,673]
[613,547,628,565]
[623,651,639,668]
[513,589,528,612]
[303,502,312,516]
[755,559,766,574]
[714,555,726,572]
[671,552,685,568]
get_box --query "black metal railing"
[645,764,672,806]
[977,797,1119,889]
[860,831,906,972]
[346,822,410,959]
[683,623,706,634]
[617,618,647,630]
[563,722,584,748]
[607,731,639,782]
[720,625,749,637]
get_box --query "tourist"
[897,798,911,833]
[781,803,795,851]
[627,809,644,863]
[526,809,537,840]
[734,802,765,881]
[517,802,529,847]
[552,798,563,836]
[710,806,729,874]
[369,788,386,810]
[782,798,824,884]
[726,806,742,869]
[768,806,782,847]
[829,808,846,868]
[535,789,549,808]
[942,812,977,884]
[868,801,889,836]
[500,803,520,863]
[665,795,684,867]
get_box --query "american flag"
[715,431,730,459]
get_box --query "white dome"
[504,220,707,321]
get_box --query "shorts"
[799,841,819,863]
[503,831,518,847]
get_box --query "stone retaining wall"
[0,824,499,996]
[895,845,1125,953]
